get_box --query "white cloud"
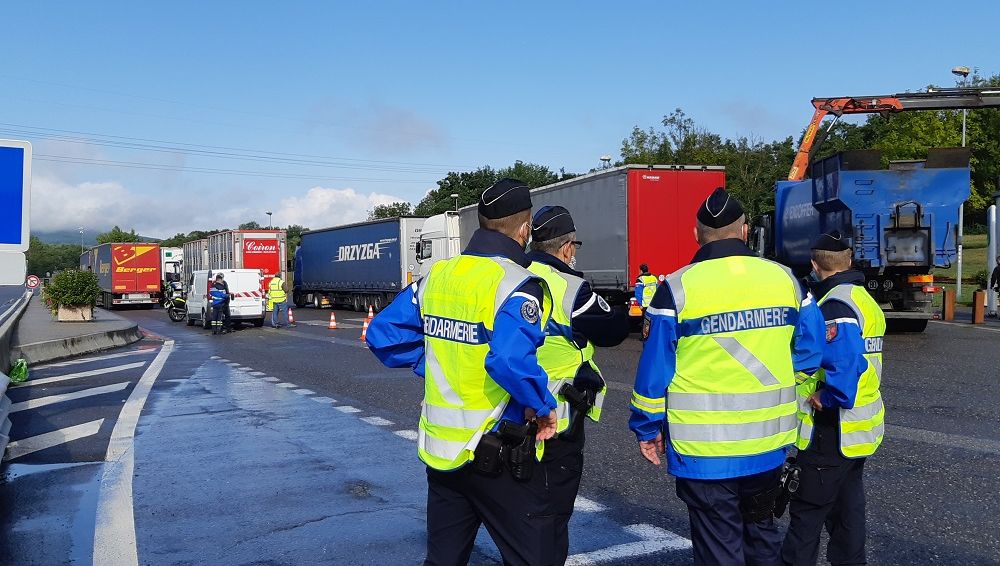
[275,186,409,230]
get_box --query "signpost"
[26,274,40,289]
[0,139,32,285]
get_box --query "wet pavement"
[0,304,998,565]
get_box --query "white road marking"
[237,366,252,371]
[216,358,230,363]
[11,382,130,412]
[226,362,240,367]
[3,419,105,461]
[19,362,147,387]
[311,396,336,404]
[277,383,297,389]
[394,429,419,441]
[360,416,393,426]
[335,405,362,413]
[291,388,315,396]
[930,320,1000,333]
[262,377,280,382]
[209,356,219,360]
[887,424,1000,455]
[94,341,173,566]
[248,371,266,376]
[574,496,608,513]
[34,349,155,370]
[564,524,691,565]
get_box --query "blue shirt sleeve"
[629,284,676,442]
[486,289,557,418]
[792,287,825,376]
[634,282,643,303]
[817,301,867,409]
[366,283,425,377]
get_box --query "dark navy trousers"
[676,466,784,566]
[781,458,867,565]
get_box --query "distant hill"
[33,230,160,246]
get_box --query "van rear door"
[227,270,264,317]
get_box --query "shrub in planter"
[42,269,102,321]
[974,269,990,290]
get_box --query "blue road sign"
[0,139,32,252]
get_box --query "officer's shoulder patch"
[642,316,651,341]
[520,300,540,324]
[596,295,610,312]
[825,321,838,343]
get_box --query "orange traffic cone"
[367,304,375,320]
[328,312,338,329]
[288,308,296,325]
[360,318,369,341]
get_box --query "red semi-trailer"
[457,165,724,307]
[81,243,163,308]
[206,229,287,291]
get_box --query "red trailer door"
[111,244,161,296]
[626,169,725,279]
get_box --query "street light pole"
[79,227,84,253]
[450,193,459,212]
[266,211,273,230]
[952,65,971,299]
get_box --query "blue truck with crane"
[753,87,1000,332]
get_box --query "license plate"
[127,293,150,300]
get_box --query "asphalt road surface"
[2,304,998,565]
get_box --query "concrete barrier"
[0,290,31,457]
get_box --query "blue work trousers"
[271,301,289,327]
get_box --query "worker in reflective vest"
[630,188,825,566]
[635,264,658,308]
[526,205,630,563]
[268,275,293,328]
[782,230,886,566]
[366,179,568,566]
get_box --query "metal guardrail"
[0,290,32,457]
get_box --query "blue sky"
[2,1,997,237]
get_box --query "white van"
[186,269,266,329]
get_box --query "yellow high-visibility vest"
[638,274,658,307]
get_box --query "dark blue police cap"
[812,230,850,252]
[478,178,532,219]
[697,187,745,228]
[531,205,576,242]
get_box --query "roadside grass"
[932,234,991,307]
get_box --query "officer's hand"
[808,392,824,411]
[638,433,665,466]
[534,412,558,441]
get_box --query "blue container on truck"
[293,217,424,311]
[755,148,969,332]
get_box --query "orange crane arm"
[787,88,1000,181]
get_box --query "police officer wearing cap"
[635,263,658,308]
[782,231,886,566]
[630,188,826,565]
[526,205,630,562]
[366,178,565,566]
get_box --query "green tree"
[26,236,85,277]
[414,161,560,216]
[367,202,414,220]
[96,225,141,244]
[239,221,262,230]
[285,224,308,256]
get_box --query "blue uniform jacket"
[366,229,557,425]
[629,239,826,480]
[634,273,653,304]
[210,286,228,306]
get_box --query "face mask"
[568,256,578,270]
[808,270,819,282]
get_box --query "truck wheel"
[313,294,323,309]
[293,292,306,309]
[202,310,211,330]
[352,295,362,312]
[186,315,195,326]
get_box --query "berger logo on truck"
[112,245,159,273]
[244,240,278,254]
[335,240,392,262]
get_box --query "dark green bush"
[974,269,990,290]
[42,269,102,312]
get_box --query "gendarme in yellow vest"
[415,254,551,471]
[638,274,658,308]
[795,284,886,458]
[662,256,802,458]
[528,262,607,432]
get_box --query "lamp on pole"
[600,155,612,170]
[265,211,273,230]
[951,65,971,299]
[79,227,85,253]
[450,193,459,211]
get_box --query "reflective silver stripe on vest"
[712,337,781,386]
[840,422,885,446]
[669,413,798,442]
[842,396,884,423]
[559,273,585,322]
[664,264,696,314]
[798,421,813,444]
[869,356,883,379]
[422,403,499,430]
[417,431,469,461]
[423,345,463,406]
[765,259,803,305]
[823,285,865,328]
[494,262,533,311]
[549,378,573,424]
[668,386,796,412]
